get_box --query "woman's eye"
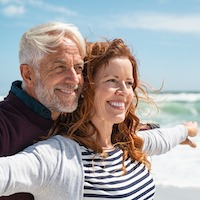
[126,81,134,87]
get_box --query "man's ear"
[20,64,35,86]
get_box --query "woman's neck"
[90,119,114,148]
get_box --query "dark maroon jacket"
[0,81,54,200]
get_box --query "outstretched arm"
[180,121,198,148]
[138,121,198,156]
[0,138,58,197]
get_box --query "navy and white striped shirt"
[80,145,155,200]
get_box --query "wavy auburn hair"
[49,38,151,171]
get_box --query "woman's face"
[92,57,134,126]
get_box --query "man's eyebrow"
[53,59,66,64]
[53,59,84,65]
[76,60,84,65]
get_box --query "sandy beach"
[154,185,200,200]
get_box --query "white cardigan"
[0,125,187,199]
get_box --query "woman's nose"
[116,83,129,96]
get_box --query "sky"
[0,0,200,95]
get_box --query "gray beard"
[34,79,81,113]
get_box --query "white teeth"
[57,85,79,94]
[73,85,78,90]
[65,85,78,90]
[109,102,125,107]
[60,90,74,94]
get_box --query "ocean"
[137,91,200,126]
[136,91,200,198]
[0,91,200,197]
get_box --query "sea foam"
[0,96,4,101]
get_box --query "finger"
[181,138,197,148]
[189,141,197,148]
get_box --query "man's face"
[33,38,84,119]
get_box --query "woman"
[0,39,198,200]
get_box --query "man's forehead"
[60,38,79,50]
[62,37,77,45]
[56,39,83,58]
[40,53,84,68]
[53,58,84,65]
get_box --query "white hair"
[19,22,86,69]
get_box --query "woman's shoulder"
[51,135,79,148]
[24,135,80,156]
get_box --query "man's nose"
[64,68,80,84]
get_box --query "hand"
[180,138,197,148]
[181,121,198,148]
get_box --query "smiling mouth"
[56,88,78,95]
[108,101,125,109]
[56,85,79,94]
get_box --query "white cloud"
[0,0,77,16]
[0,0,25,4]
[0,0,11,4]
[21,0,77,16]
[107,12,200,34]
[2,4,25,17]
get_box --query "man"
[0,21,86,200]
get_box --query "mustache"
[56,84,81,90]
